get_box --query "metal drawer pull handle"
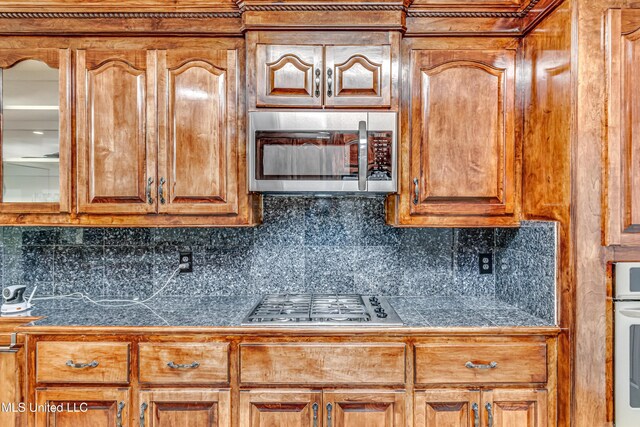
[326,403,332,427]
[315,69,321,97]
[413,178,419,204]
[465,361,498,369]
[486,402,493,427]
[167,361,200,369]
[312,402,318,427]
[472,403,479,427]
[146,177,154,205]
[140,402,148,427]
[66,360,99,369]
[327,68,333,97]
[116,401,125,427]
[158,177,166,205]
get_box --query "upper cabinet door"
[157,49,238,216]
[606,10,640,245]
[408,49,517,225]
[0,49,71,214]
[324,45,391,108]
[76,49,157,214]
[256,44,323,108]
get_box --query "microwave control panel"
[369,131,393,180]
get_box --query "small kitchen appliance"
[249,112,397,193]
[614,263,640,426]
[1,285,35,314]
[242,294,403,326]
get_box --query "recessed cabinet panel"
[256,45,323,108]
[140,389,230,427]
[606,10,640,245]
[482,389,548,427]
[324,391,405,427]
[76,50,157,214]
[414,390,480,427]
[239,390,322,427]
[406,49,517,224]
[325,45,391,108]
[35,388,129,427]
[158,50,238,215]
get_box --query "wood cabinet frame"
[0,48,71,214]
[0,37,260,227]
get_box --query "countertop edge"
[14,324,563,336]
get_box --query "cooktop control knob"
[376,312,388,318]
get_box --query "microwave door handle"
[358,121,368,191]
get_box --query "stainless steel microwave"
[249,111,397,193]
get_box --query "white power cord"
[33,263,188,309]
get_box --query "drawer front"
[240,343,405,385]
[36,342,129,384]
[139,342,229,384]
[415,342,547,384]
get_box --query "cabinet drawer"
[139,342,229,384]
[240,343,405,385]
[415,342,547,384]
[36,342,129,384]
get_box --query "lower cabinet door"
[414,390,481,427]
[482,389,548,427]
[34,387,129,427]
[139,389,230,427]
[239,390,322,427]
[323,390,406,427]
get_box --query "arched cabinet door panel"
[0,49,71,214]
[325,45,391,108]
[157,49,239,215]
[256,45,323,108]
[405,49,518,226]
[76,49,157,214]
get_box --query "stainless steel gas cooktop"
[241,294,404,326]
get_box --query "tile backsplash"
[0,196,557,323]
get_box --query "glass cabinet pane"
[1,60,59,203]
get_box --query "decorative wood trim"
[0,0,541,19]
[407,0,541,18]
[0,11,241,19]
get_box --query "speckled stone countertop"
[3,295,552,328]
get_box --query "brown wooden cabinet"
[239,390,322,427]
[34,387,130,427]
[605,9,640,245]
[76,49,157,215]
[139,389,231,427]
[388,45,519,227]
[240,389,405,427]
[0,48,71,214]
[252,33,396,109]
[0,333,23,427]
[323,390,405,427]
[76,47,245,220]
[157,49,240,216]
[415,389,547,427]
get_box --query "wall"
[0,196,556,322]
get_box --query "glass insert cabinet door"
[0,49,70,212]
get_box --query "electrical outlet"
[479,252,493,275]
[179,251,193,273]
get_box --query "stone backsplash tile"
[0,197,556,321]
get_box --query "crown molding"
[0,11,241,19]
[406,0,541,18]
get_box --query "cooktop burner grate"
[242,294,404,326]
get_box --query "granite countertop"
[2,295,553,328]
